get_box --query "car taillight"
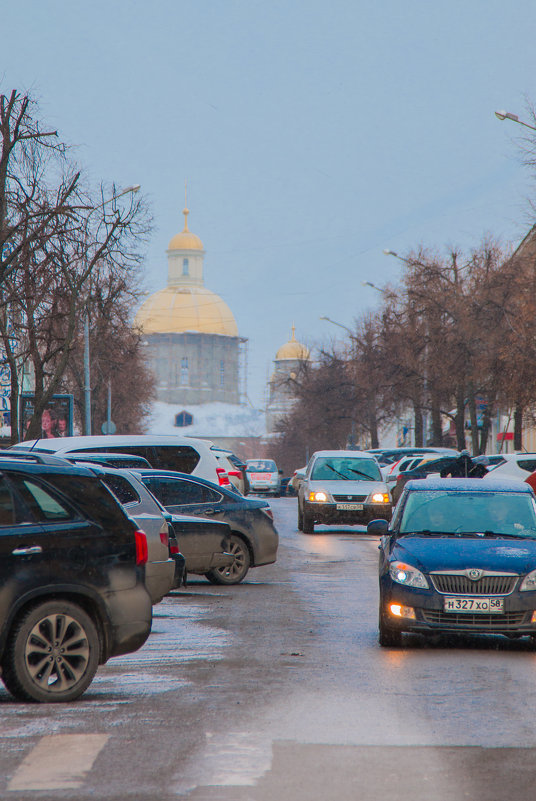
[160,530,169,547]
[228,470,242,479]
[169,541,180,555]
[261,506,273,520]
[134,529,148,566]
[216,467,230,486]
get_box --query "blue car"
[369,478,536,647]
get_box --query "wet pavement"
[2,497,536,799]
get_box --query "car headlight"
[308,491,330,502]
[369,492,390,504]
[520,569,536,591]
[389,561,429,589]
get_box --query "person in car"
[439,450,488,478]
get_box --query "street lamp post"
[494,110,536,132]
[320,315,358,448]
[82,184,140,435]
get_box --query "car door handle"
[203,508,223,515]
[12,546,43,556]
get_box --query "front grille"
[421,610,527,629]
[431,574,518,595]
[333,494,367,502]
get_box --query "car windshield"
[246,460,276,472]
[399,490,536,538]
[311,457,381,482]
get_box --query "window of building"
[175,411,193,427]
[182,258,189,276]
[180,357,189,386]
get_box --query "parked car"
[371,477,536,647]
[298,450,392,534]
[481,453,536,482]
[134,469,279,584]
[0,453,152,702]
[289,467,306,496]
[13,435,224,484]
[391,454,467,504]
[64,452,153,469]
[210,447,242,493]
[245,459,281,496]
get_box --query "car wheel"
[302,511,315,534]
[2,600,100,703]
[205,534,251,585]
[378,612,402,648]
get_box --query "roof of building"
[275,325,310,361]
[135,286,238,336]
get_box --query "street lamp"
[494,110,536,132]
[83,183,141,435]
[319,315,353,335]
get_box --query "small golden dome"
[168,205,204,251]
[276,326,310,360]
[136,286,238,337]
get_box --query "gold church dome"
[167,204,204,251]
[276,326,310,360]
[135,286,238,337]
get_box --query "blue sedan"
[369,478,536,646]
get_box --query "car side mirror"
[279,469,283,475]
[367,519,389,536]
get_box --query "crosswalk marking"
[7,734,109,791]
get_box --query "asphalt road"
[2,497,536,800]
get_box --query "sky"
[2,0,536,406]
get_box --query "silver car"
[298,450,392,534]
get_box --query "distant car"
[134,469,279,585]
[298,450,391,534]
[391,455,467,504]
[372,478,536,647]
[289,467,306,496]
[210,447,243,493]
[0,452,151,702]
[245,459,281,497]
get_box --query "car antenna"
[28,437,41,452]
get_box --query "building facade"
[266,326,310,433]
[136,204,246,405]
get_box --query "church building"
[136,203,246,405]
[266,326,310,433]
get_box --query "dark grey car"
[135,470,279,585]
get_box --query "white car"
[245,459,281,496]
[13,435,223,485]
[483,453,536,482]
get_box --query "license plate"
[251,473,270,481]
[336,503,363,510]
[443,597,504,613]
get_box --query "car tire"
[297,504,304,530]
[2,600,100,703]
[205,534,251,585]
[378,612,402,648]
[302,510,315,534]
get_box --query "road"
[2,497,536,800]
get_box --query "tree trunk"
[430,395,442,446]
[514,405,523,451]
[467,385,479,455]
[413,402,423,447]
[455,387,466,450]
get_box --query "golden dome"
[168,205,204,251]
[276,326,310,360]
[136,286,238,337]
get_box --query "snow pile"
[146,401,266,437]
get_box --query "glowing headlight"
[521,569,536,591]
[389,561,429,589]
[308,491,329,503]
[370,492,390,504]
[389,603,416,620]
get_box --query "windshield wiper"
[348,468,375,480]
[326,465,350,480]
[398,530,451,537]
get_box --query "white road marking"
[7,734,109,791]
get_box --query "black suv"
[0,453,152,703]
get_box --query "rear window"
[102,475,141,506]
[38,473,131,529]
[145,477,221,506]
[68,445,201,474]
[517,459,536,473]
[246,460,277,472]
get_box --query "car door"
[142,476,229,571]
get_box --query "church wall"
[147,332,240,405]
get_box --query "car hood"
[307,479,388,495]
[392,535,536,574]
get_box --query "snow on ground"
[146,401,266,438]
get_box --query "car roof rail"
[0,449,72,467]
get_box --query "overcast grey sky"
[2,1,536,405]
